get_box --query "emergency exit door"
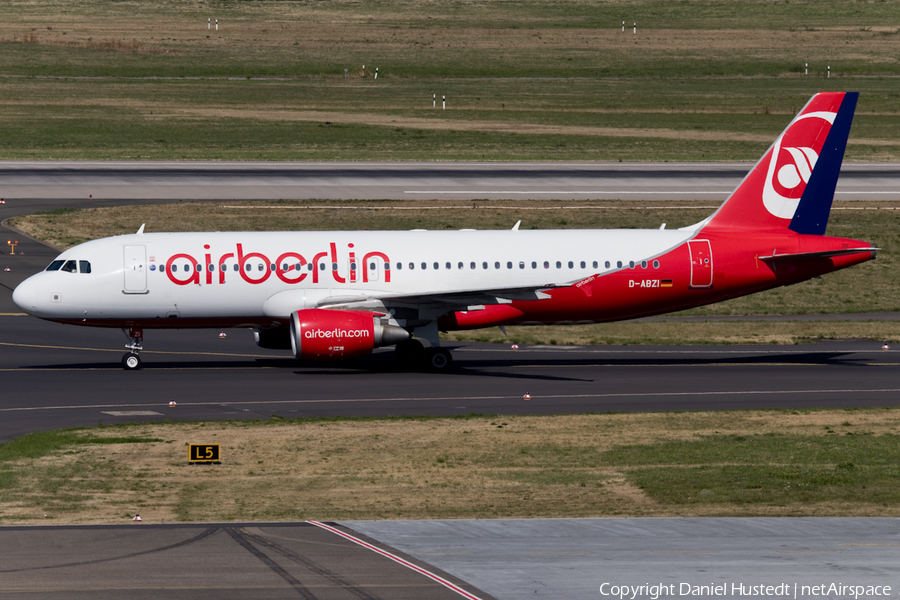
[688,240,713,288]
[123,245,148,293]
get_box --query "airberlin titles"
[161,241,391,287]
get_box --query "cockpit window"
[46,260,65,272]
[79,260,91,274]
[61,260,78,273]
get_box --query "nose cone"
[12,276,38,313]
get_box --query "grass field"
[2,408,900,524]
[0,1,898,161]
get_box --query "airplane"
[12,91,876,371]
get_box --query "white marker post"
[622,21,625,33]
[633,22,636,34]
[805,62,808,75]
[374,67,378,80]
[215,19,218,31]
[442,95,445,110]
[208,18,210,30]
[827,65,830,78]
[433,93,436,108]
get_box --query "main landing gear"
[395,339,453,371]
[122,326,143,370]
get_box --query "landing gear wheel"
[122,352,142,370]
[426,347,453,371]
[395,339,425,367]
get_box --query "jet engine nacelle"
[289,309,410,361]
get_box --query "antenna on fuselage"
[512,220,521,231]
[136,224,145,235]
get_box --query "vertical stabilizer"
[705,92,858,234]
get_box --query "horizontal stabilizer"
[759,247,878,262]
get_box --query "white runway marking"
[2,388,900,413]
[309,521,484,600]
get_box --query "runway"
[1,314,898,444]
[0,522,491,600]
[1,161,900,201]
[2,518,899,600]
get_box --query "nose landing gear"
[122,326,143,370]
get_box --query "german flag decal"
[661,280,673,287]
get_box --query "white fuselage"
[13,228,692,324]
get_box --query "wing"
[316,283,565,312]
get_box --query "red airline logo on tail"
[762,98,840,219]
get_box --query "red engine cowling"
[289,309,410,361]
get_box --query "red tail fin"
[705,92,857,234]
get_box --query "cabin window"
[556,261,562,269]
[653,260,660,269]
[79,261,92,274]
[319,263,326,271]
[245,264,251,272]
[519,261,525,269]
[384,262,390,271]
[332,262,338,271]
[160,265,166,273]
[629,261,635,269]
[446,262,451,269]
[422,262,427,270]
[617,261,623,268]
[532,261,537,269]
[581,261,586,269]
[543,261,549,269]
[568,261,574,269]
[470,262,476,269]
[495,261,500,269]
[368,262,375,271]
[197,264,203,272]
[208,264,215,272]
[641,260,648,269]
[396,262,403,270]
[258,264,264,272]
[483,262,488,269]
[220,263,226,271]
[507,261,513,269]
[434,262,440,270]
[296,264,302,271]
[171,264,178,272]
[234,264,239,272]
[409,262,415,270]
[61,260,78,273]
[458,262,464,269]
[46,260,65,272]
[605,261,611,269]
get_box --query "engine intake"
[290,309,410,361]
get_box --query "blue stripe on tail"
[788,92,858,236]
